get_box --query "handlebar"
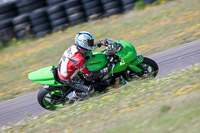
[105,41,123,55]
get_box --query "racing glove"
[95,39,108,47]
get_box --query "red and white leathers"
[57,43,92,81]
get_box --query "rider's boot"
[73,84,95,95]
[68,85,95,101]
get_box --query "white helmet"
[75,31,94,51]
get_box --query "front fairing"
[106,39,138,73]
[115,40,137,64]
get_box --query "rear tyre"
[37,87,66,110]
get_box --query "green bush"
[135,0,171,10]
[135,0,146,10]
[153,0,171,5]
[160,105,171,113]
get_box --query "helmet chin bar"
[76,45,90,53]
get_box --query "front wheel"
[127,57,159,79]
[37,87,67,110]
[138,57,159,78]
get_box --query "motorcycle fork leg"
[128,55,144,73]
[129,65,142,73]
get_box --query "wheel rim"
[138,63,156,78]
[42,90,64,110]
[126,63,157,80]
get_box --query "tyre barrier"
[16,0,46,14]
[0,1,17,46]
[47,3,68,32]
[101,0,123,16]
[0,0,155,45]
[145,0,155,4]
[12,13,31,40]
[121,0,136,11]
[30,7,51,38]
[46,0,66,6]
[82,0,104,20]
[64,0,87,26]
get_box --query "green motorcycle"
[28,38,158,110]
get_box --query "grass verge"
[1,63,200,133]
[0,0,200,101]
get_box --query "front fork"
[128,55,144,73]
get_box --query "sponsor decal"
[83,40,88,45]
[89,62,101,65]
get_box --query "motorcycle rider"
[57,31,110,100]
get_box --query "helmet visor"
[88,39,94,46]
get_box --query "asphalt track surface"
[0,39,200,127]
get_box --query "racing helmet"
[75,31,94,51]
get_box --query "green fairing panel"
[115,40,137,63]
[28,66,63,86]
[85,52,108,71]
[109,40,137,73]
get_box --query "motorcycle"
[28,38,158,110]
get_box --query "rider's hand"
[108,42,123,53]
[95,40,109,47]
[96,41,102,47]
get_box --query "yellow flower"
[109,99,114,101]
[125,107,138,112]
[148,100,155,104]
[139,88,146,92]
[136,44,148,49]
[150,80,155,83]
[46,119,53,123]
[181,76,189,79]
[17,41,22,45]
[155,93,162,96]
[175,91,184,95]
[113,108,118,110]
[12,38,16,41]
[57,30,63,34]
[30,82,38,86]
[100,95,111,99]
[60,115,65,118]
[112,112,121,117]
[176,32,184,37]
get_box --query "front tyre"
[126,57,158,79]
[138,57,159,78]
[37,87,66,110]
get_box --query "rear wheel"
[126,57,158,79]
[37,87,67,110]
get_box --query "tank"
[85,52,108,72]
